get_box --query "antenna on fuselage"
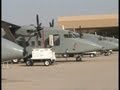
[95,32,97,35]
[62,25,65,30]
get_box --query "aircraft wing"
[1,20,21,42]
[2,20,21,29]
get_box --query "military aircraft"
[78,33,118,56]
[102,36,118,44]
[1,28,24,62]
[2,15,103,62]
[99,35,118,51]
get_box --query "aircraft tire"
[12,59,19,64]
[26,60,33,66]
[90,54,95,58]
[104,52,109,56]
[62,54,68,58]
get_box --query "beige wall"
[57,14,118,29]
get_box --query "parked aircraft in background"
[102,36,118,44]
[1,15,103,62]
[78,33,118,56]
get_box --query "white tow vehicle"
[26,48,56,66]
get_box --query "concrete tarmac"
[2,52,118,90]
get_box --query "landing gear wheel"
[44,60,51,66]
[12,59,19,64]
[108,52,111,55]
[90,54,95,58]
[109,50,113,55]
[76,56,82,61]
[26,60,33,66]
[62,54,68,58]
[104,52,109,56]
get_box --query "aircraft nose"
[2,38,24,61]
[98,41,118,50]
[78,39,103,52]
[115,43,119,50]
[110,42,118,50]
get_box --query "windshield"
[64,32,80,38]
[72,33,80,38]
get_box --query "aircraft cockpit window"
[72,34,80,38]
[64,34,69,38]
[64,34,72,38]
[68,32,73,38]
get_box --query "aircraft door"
[49,34,60,46]
[53,34,60,46]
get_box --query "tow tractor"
[26,48,56,66]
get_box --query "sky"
[2,0,118,26]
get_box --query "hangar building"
[57,14,118,38]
